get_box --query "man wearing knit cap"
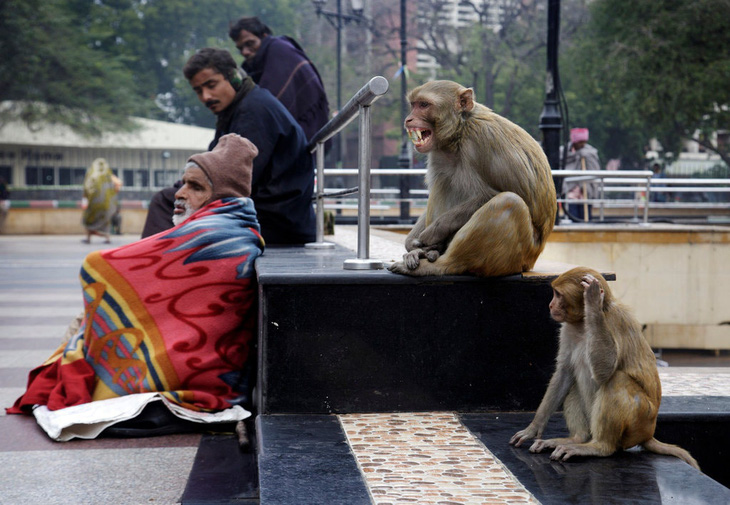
[9,133,266,439]
[174,134,257,225]
[562,127,601,222]
[142,47,315,245]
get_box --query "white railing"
[316,168,730,226]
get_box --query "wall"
[541,225,730,350]
[3,206,148,236]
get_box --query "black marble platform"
[461,410,730,504]
[180,429,259,505]
[255,246,568,414]
[256,414,371,504]
[653,396,730,488]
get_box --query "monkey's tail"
[641,437,700,470]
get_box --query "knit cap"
[570,128,589,144]
[188,133,258,200]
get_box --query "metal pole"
[398,0,411,222]
[306,142,335,249]
[540,0,562,203]
[643,177,651,224]
[343,104,383,270]
[336,0,344,168]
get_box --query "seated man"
[8,134,265,441]
[142,48,316,245]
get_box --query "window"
[154,170,179,188]
[25,166,56,185]
[59,167,86,185]
[0,166,11,185]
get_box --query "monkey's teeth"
[408,129,426,145]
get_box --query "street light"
[539,0,563,173]
[539,0,563,224]
[312,0,367,167]
[398,0,412,222]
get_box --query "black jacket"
[211,85,315,244]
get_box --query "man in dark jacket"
[229,17,329,143]
[142,48,315,244]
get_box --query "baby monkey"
[510,267,699,469]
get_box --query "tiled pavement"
[1,231,729,505]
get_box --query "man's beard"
[172,200,194,226]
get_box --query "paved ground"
[1,230,729,504]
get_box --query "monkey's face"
[405,99,435,153]
[549,289,569,323]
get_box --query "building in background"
[415,0,506,80]
[0,113,213,192]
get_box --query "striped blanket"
[9,197,264,419]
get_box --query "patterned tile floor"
[1,231,728,504]
[331,226,730,504]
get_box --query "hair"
[183,48,238,82]
[184,161,214,190]
[551,267,614,323]
[228,16,272,40]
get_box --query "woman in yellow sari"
[82,158,120,244]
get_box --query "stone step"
[254,246,583,415]
[462,408,730,504]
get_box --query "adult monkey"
[389,80,556,277]
[510,267,699,469]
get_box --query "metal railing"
[554,169,654,223]
[306,76,389,270]
[315,167,730,226]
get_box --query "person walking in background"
[82,158,119,244]
[650,162,669,203]
[0,177,9,234]
[229,16,329,143]
[563,128,601,222]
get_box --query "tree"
[0,0,140,134]
[412,0,548,134]
[0,0,309,132]
[584,0,730,167]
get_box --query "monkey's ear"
[459,88,475,113]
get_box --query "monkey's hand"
[528,439,555,453]
[389,249,424,274]
[549,444,582,463]
[581,274,604,313]
[405,237,423,252]
[403,249,423,270]
[398,247,441,270]
[509,425,541,447]
[416,219,453,252]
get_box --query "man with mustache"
[142,48,315,245]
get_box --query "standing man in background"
[563,128,601,222]
[229,16,330,144]
[142,48,315,244]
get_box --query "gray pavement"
[2,232,729,505]
[0,234,200,505]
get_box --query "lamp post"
[539,0,562,173]
[312,0,366,167]
[539,0,563,224]
[398,0,412,222]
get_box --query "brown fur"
[510,267,700,470]
[388,80,556,277]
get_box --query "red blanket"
[9,197,264,414]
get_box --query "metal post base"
[343,258,383,270]
[305,241,336,250]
